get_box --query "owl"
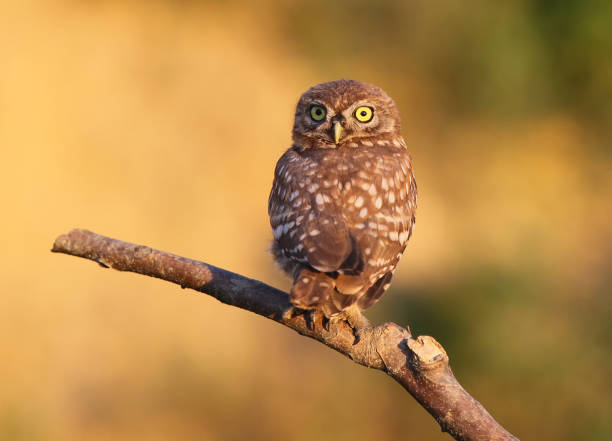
[268,79,417,326]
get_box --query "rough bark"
[51,229,519,441]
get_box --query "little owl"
[268,79,417,327]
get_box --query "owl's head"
[292,79,401,149]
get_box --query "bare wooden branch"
[52,229,519,441]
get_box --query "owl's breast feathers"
[269,141,417,315]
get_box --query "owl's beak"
[333,121,344,144]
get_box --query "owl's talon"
[322,315,331,331]
[304,309,316,330]
[346,321,375,345]
[336,306,371,345]
[287,306,317,331]
[353,325,375,345]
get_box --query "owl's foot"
[328,305,371,344]
[345,309,370,331]
[303,308,316,330]
[351,321,373,345]
[286,306,318,331]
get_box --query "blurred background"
[1,0,611,440]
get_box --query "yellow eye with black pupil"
[310,105,326,121]
[355,106,373,122]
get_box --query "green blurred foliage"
[280,0,612,131]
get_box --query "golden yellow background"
[1,1,611,440]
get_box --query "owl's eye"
[309,105,327,122]
[355,106,374,123]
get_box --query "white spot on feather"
[273,225,283,239]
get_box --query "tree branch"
[51,229,519,441]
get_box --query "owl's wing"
[280,212,352,273]
[268,149,353,273]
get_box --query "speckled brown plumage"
[268,79,417,318]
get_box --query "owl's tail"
[291,269,333,309]
[291,269,359,317]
